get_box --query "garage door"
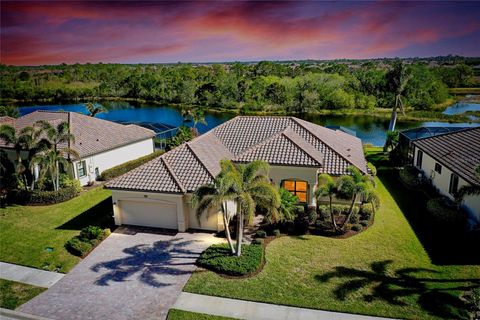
[120,200,178,229]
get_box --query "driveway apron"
[19,227,220,320]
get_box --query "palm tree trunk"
[329,196,337,231]
[343,193,357,230]
[235,212,243,257]
[55,160,60,191]
[221,203,236,254]
[388,109,397,131]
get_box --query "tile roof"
[107,116,368,194]
[413,127,480,186]
[0,111,155,157]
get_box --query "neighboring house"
[0,111,155,186]
[106,116,367,232]
[412,127,480,223]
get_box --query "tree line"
[0,59,477,113]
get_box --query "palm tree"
[229,160,280,256]
[17,122,51,189]
[0,124,27,188]
[85,102,107,117]
[191,109,207,129]
[455,165,480,203]
[387,61,411,131]
[193,160,238,254]
[37,121,78,191]
[32,147,79,191]
[315,173,338,231]
[338,166,372,230]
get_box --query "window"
[416,150,423,167]
[95,167,100,178]
[434,163,442,174]
[76,161,87,178]
[281,179,308,203]
[449,173,459,195]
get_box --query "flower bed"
[8,185,81,205]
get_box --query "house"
[0,111,156,185]
[106,116,367,232]
[412,127,480,223]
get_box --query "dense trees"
[0,60,475,113]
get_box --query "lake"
[18,100,479,146]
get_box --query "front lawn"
[167,309,237,320]
[0,187,113,273]
[0,279,46,310]
[185,150,480,320]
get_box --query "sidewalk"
[0,262,64,288]
[173,292,394,320]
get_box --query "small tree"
[266,187,297,224]
[337,166,373,230]
[315,173,338,231]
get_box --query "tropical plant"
[315,173,338,231]
[383,130,399,152]
[0,105,20,118]
[193,160,238,254]
[35,121,78,191]
[337,166,373,230]
[230,160,280,256]
[455,165,480,203]
[0,124,28,188]
[85,102,107,117]
[166,126,193,150]
[269,187,297,224]
[387,60,411,131]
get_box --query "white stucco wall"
[73,138,154,185]
[184,194,230,231]
[268,165,319,204]
[413,146,480,222]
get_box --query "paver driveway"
[19,227,221,320]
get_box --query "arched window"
[281,179,309,203]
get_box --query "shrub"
[427,198,466,229]
[399,166,420,187]
[360,220,369,227]
[273,229,281,237]
[65,237,93,257]
[197,243,263,276]
[8,185,80,205]
[317,205,331,221]
[99,150,164,181]
[294,206,310,234]
[367,162,377,177]
[305,205,317,225]
[60,174,82,193]
[255,230,267,238]
[351,224,363,232]
[251,238,264,245]
[359,206,373,221]
[350,212,360,224]
[80,226,103,240]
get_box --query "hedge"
[99,150,164,181]
[8,185,80,205]
[65,226,111,257]
[197,243,263,276]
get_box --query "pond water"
[442,99,480,120]
[18,101,479,146]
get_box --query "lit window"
[281,179,308,203]
[77,161,87,178]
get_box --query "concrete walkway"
[0,308,52,320]
[0,262,64,288]
[173,292,394,320]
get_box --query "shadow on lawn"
[56,197,115,230]
[316,260,478,320]
[377,168,480,265]
[91,238,201,287]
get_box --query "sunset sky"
[1,1,480,66]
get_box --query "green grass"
[185,149,480,320]
[0,187,113,273]
[0,279,46,310]
[167,309,237,320]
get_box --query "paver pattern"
[19,227,220,320]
